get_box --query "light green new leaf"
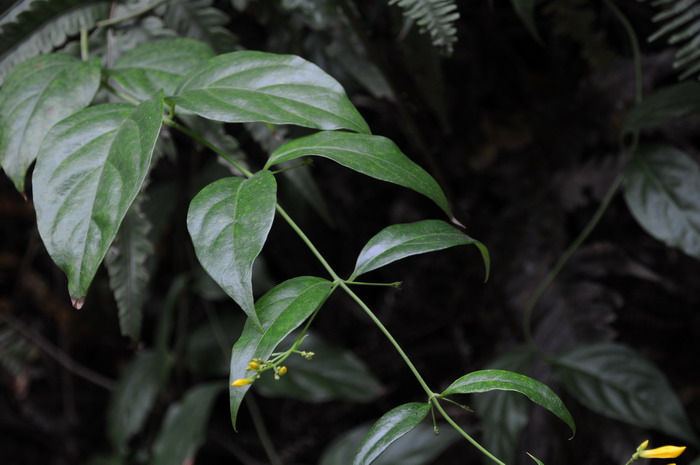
[622,82,700,135]
[107,350,170,453]
[254,332,382,403]
[266,131,452,218]
[33,93,164,304]
[0,54,100,193]
[352,402,430,465]
[553,343,698,444]
[172,51,369,134]
[110,38,215,101]
[441,369,575,437]
[187,170,277,328]
[623,145,700,259]
[229,276,334,428]
[350,220,489,281]
[151,383,223,465]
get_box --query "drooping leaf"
[109,38,215,101]
[388,0,460,54]
[622,145,700,259]
[441,369,575,437]
[621,82,700,135]
[186,170,277,328]
[265,132,452,218]
[350,220,489,281]
[104,194,154,341]
[511,0,541,42]
[107,350,171,453]
[321,422,459,465]
[552,342,698,444]
[473,348,534,465]
[254,331,383,403]
[162,0,237,53]
[33,93,164,303]
[151,382,223,465]
[171,51,370,134]
[352,402,431,465]
[0,54,101,193]
[229,276,334,428]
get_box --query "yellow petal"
[231,378,253,387]
[639,446,686,459]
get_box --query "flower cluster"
[230,345,316,388]
[626,440,686,465]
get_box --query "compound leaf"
[172,51,369,134]
[187,170,277,328]
[229,276,334,428]
[33,93,164,304]
[0,54,100,193]
[266,132,452,218]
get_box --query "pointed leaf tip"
[450,216,465,228]
[71,297,85,309]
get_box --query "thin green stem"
[344,280,402,288]
[431,398,506,465]
[441,396,473,412]
[522,174,623,348]
[80,28,89,61]
[96,0,171,28]
[244,395,283,465]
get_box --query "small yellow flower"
[639,446,686,459]
[278,366,287,375]
[231,378,254,387]
[247,361,260,371]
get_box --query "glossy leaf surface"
[33,94,164,302]
[441,369,575,437]
[351,220,489,280]
[266,131,452,218]
[172,51,369,133]
[187,170,277,327]
[623,145,700,259]
[151,383,223,465]
[255,332,382,403]
[622,82,700,134]
[0,54,100,192]
[353,402,430,465]
[107,350,170,453]
[110,38,215,101]
[229,277,334,428]
[553,343,697,444]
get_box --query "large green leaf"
[107,350,170,453]
[254,332,382,403]
[441,369,575,437]
[228,276,334,428]
[0,54,100,193]
[552,342,698,444]
[171,51,369,134]
[265,131,453,218]
[151,382,223,465]
[321,423,459,465]
[33,93,164,304]
[350,220,489,281]
[187,170,277,328]
[622,82,700,135]
[353,402,431,465]
[623,145,700,259]
[109,38,215,101]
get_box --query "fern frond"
[162,0,236,53]
[0,0,110,84]
[388,0,460,54]
[644,0,700,79]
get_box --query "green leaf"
[228,276,334,428]
[151,382,223,465]
[511,0,541,42]
[622,82,700,135]
[187,170,277,328]
[527,453,545,465]
[622,145,700,259]
[254,331,382,403]
[473,348,534,465]
[441,369,575,437]
[321,423,459,465]
[552,342,698,444]
[104,195,154,341]
[33,93,164,303]
[350,220,489,281]
[0,54,101,193]
[352,402,431,465]
[109,38,215,101]
[265,131,452,218]
[171,51,369,134]
[107,350,170,453]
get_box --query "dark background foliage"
[1,0,699,464]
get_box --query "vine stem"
[80,28,89,61]
[96,0,171,28]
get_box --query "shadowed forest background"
[1,1,699,464]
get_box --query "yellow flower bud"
[639,446,686,459]
[247,361,260,371]
[278,366,287,375]
[637,440,649,452]
[231,378,253,387]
